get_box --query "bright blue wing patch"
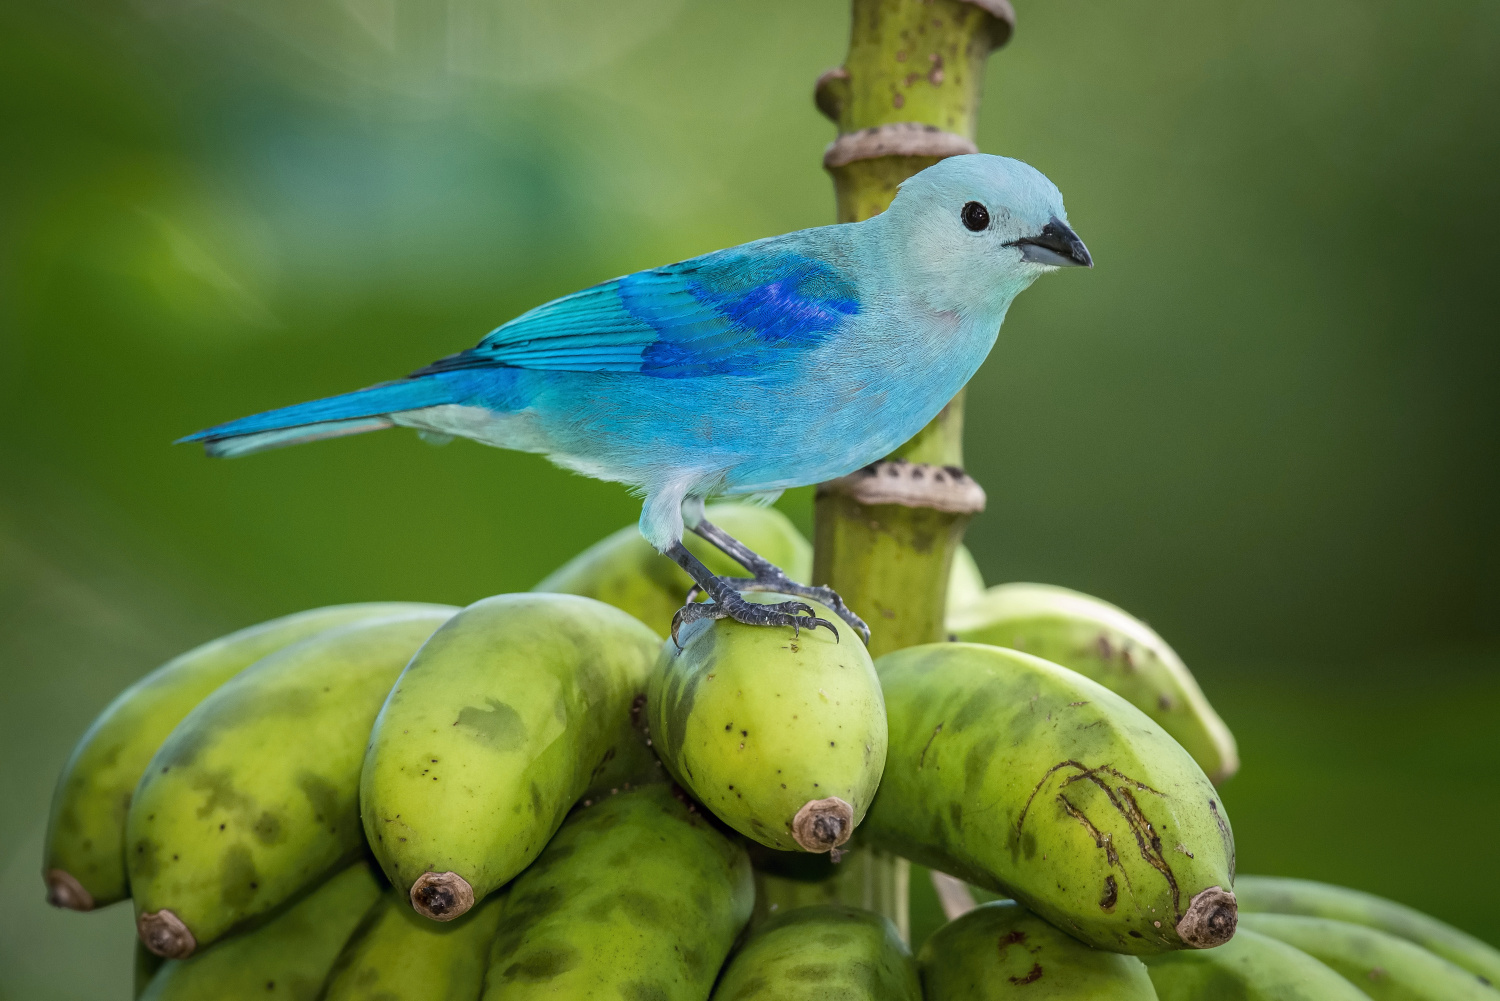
[417,248,859,379]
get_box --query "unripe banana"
[1240,913,1500,1001]
[946,545,986,613]
[129,611,453,957]
[318,887,506,1001]
[481,785,753,1001]
[712,904,919,1001]
[649,595,887,853]
[948,583,1238,783]
[1235,875,1500,985]
[44,602,448,911]
[863,643,1236,954]
[1143,926,1373,1000]
[361,593,660,921]
[535,502,811,636]
[139,860,382,1001]
[919,900,1156,1000]
[135,942,163,998]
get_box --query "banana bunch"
[39,504,1497,1001]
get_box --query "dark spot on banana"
[963,734,999,792]
[455,699,528,751]
[1008,963,1043,985]
[723,975,768,1000]
[1100,875,1118,911]
[296,772,346,832]
[189,769,252,820]
[787,962,835,981]
[219,844,259,909]
[502,945,580,982]
[621,982,670,1001]
[618,890,667,925]
[251,811,284,845]
[132,838,160,880]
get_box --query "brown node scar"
[138,908,196,958]
[410,870,475,922]
[791,797,855,852]
[44,869,94,911]
[1176,886,1238,948]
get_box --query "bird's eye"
[961,201,990,232]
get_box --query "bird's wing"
[415,246,861,379]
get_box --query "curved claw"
[682,579,863,644]
[670,593,840,647]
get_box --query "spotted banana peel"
[862,643,1237,954]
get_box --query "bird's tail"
[177,378,458,458]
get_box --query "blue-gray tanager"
[182,154,1091,641]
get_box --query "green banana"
[135,941,164,998]
[140,860,383,1001]
[318,887,507,1001]
[863,642,1237,954]
[946,545,987,614]
[1240,913,1500,1001]
[1235,875,1500,985]
[948,583,1238,783]
[129,610,454,958]
[361,593,661,921]
[648,595,887,853]
[481,785,753,1000]
[919,900,1156,1000]
[44,602,449,910]
[535,502,812,637]
[1144,926,1373,1000]
[712,904,920,1001]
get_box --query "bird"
[181,153,1091,643]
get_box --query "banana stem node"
[818,460,987,514]
[824,123,978,169]
[44,868,93,911]
[1177,885,1239,948]
[792,796,855,852]
[410,870,475,921]
[138,908,196,958]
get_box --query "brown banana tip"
[138,909,196,958]
[410,871,474,922]
[1176,885,1238,948]
[44,869,94,911]
[791,796,854,852]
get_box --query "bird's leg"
[683,517,872,646]
[667,542,838,646]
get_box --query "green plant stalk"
[798,0,1014,939]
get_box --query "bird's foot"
[671,588,838,647]
[686,572,871,646]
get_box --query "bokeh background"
[3,0,1497,995]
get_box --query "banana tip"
[1176,885,1237,948]
[791,796,854,852]
[410,870,475,921]
[44,869,94,911]
[138,909,196,959]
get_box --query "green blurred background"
[2,0,1497,995]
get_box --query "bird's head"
[880,153,1090,317]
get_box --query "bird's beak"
[1008,217,1093,268]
